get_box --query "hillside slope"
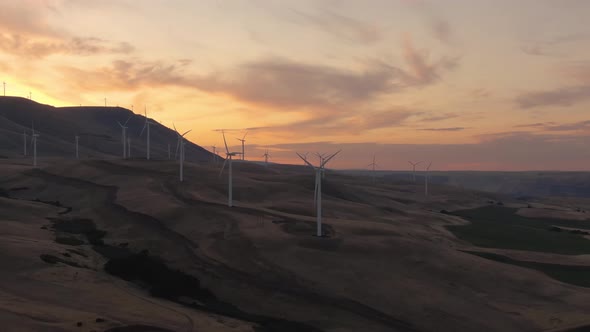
[0,97,213,162]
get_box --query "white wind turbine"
[297,150,341,237]
[117,116,132,159]
[174,125,192,182]
[262,148,270,167]
[236,132,247,161]
[424,162,432,196]
[408,161,423,183]
[368,155,378,184]
[220,130,242,207]
[31,123,39,167]
[139,106,153,160]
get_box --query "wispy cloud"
[0,34,134,58]
[430,18,453,45]
[515,85,590,108]
[400,36,459,86]
[290,9,383,45]
[420,127,466,131]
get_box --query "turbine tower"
[31,123,39,167]
[368,155,378,184]
[236,132,247,161]
[140,106,153,160]
[296,150,341,237]
[425,162,432,196]
[117,116,131,159]
[75,135,79,159]
[220,130,242,207]
[174,125,192,182]
[23,130,27,156]
[408,161,423,183]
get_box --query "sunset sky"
[2,0,590,170]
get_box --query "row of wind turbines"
[19,108,431,239]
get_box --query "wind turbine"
[220,130,242,207]
[236,132,247,161]
[117,116,131,159]
[425,162,432,196]
[75,135,79,159]
[296,150,341,237]
[174,125,191,182]
[408,161,423,183]
[262,148,270,167]
[368,155,378,184]
[31,123,39,167]
[315,153,327,179]
[139,106,153,160]
[23,130,27,156]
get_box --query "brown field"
[1,157,590,332]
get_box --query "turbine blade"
[222,131,229,154]
[296,152,315,168]
[321,149,341,167]
[242,132,248,140]
[181,129,192,137]
[139,122,146,136]
[123,115,132,126]
[219,157,228,177]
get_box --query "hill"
[0,97,213,162]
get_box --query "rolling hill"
[0,97,213,162]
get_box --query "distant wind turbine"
[3,82,5,96]
[408,161,423,183]
[220,130,242,207]
[425,162,432,196]
[104,98,107,107]
[31,123,39,167]
[174,124,192,182]
[236,132,247,161]
[117,116,132,159]
[368,155,378,184]
[297,150,341,237]
[262,148,270,167]
[23,130,27,156]
[139,106,153,160]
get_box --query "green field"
[447,206,590,255]
[464,251,590,288]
